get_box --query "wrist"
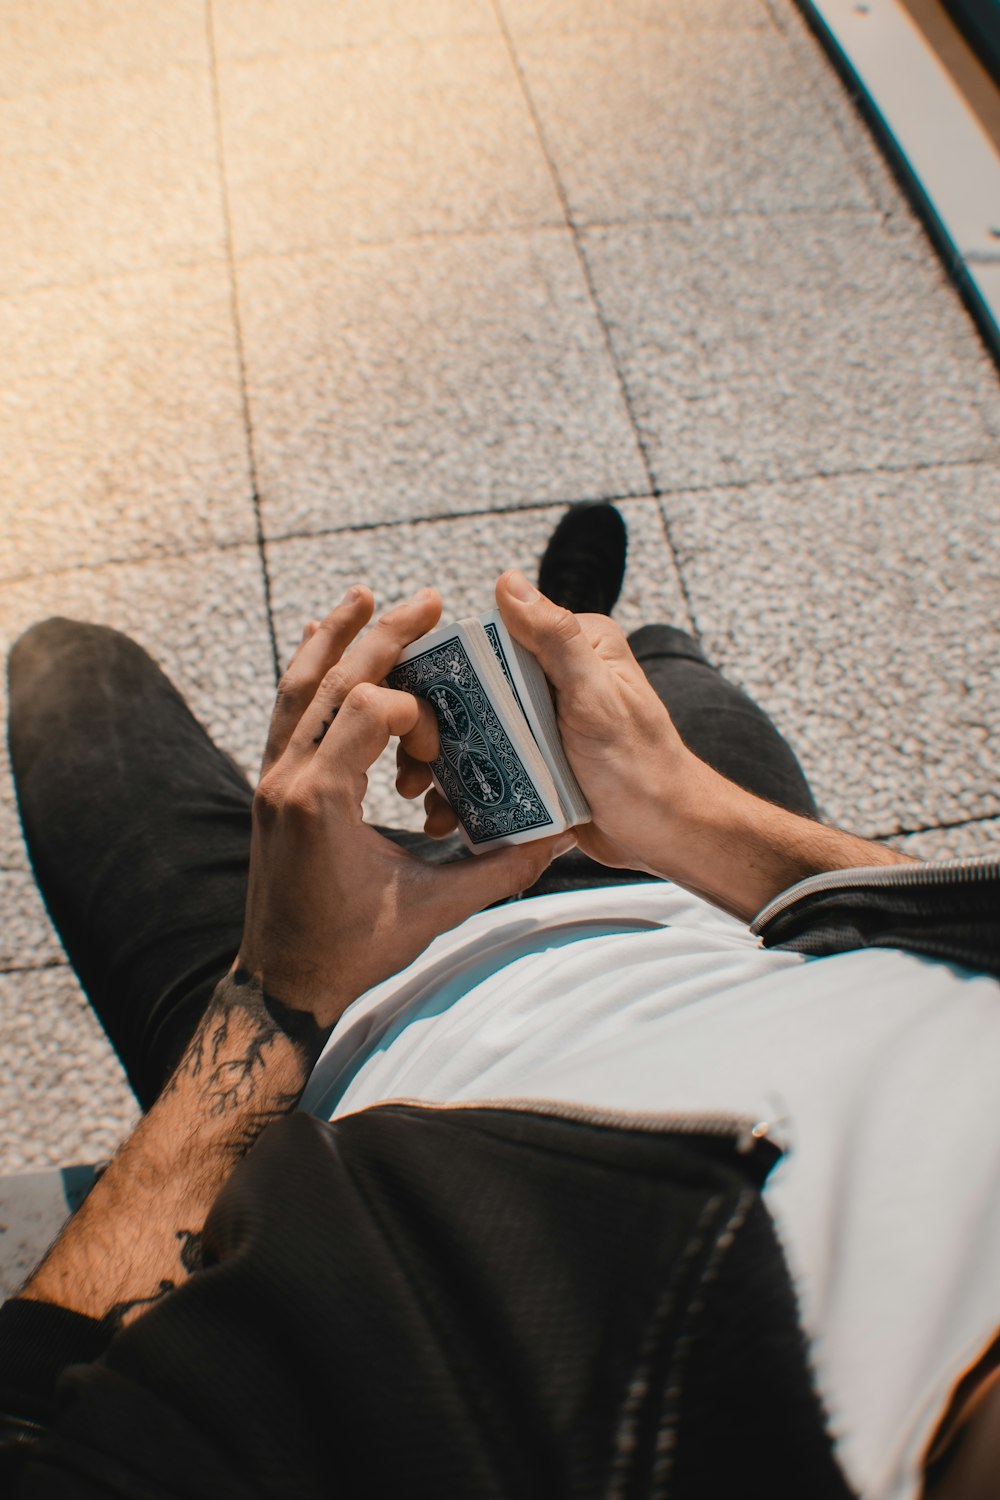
[645,758,912,921]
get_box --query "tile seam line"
[210,20,771,68]
[229,218,571,268]
[0,495,653,593]
[0,203,903,306]
[650,452,1000,497]
[0,958,70,977]
[881,811,1000,838]
[1,447,996,592]
[0,534,266,593]
[205,0,280,686]
[485,0,703,643]
[261,491,654,549]
[228,200,884,266]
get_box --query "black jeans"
[7,619,816,1110]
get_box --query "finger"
[495,571,606,701]
[424,787,458,838]
[398,697,440,764]
[396,744,433,800]
[284,619,321,674]
[313,683,423,800]
[430,830,578,922]
[263,588,374,774]
[286,589,443,765]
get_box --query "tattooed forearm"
[20,969,324,1324]
[92,1233,200,1327]
[160,967,332,1116]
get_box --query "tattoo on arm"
[18,971,329,1326]
[159,967,332,1122]
[105,1278,177,1330]
[176,1228,204,1274]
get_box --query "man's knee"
[7,619,148,748]
[9,618,138,693]
[11,618,98,700]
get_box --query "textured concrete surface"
[0,267,254,580]
[661,465,1000,835]
[0,968,140,1175]
[239,232,646,535]
[582,216,998,491]
[0,66,224,295]
[219,38,563,257]
[516,25,870,222]
[1,0,998,1181]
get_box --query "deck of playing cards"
[387,609,590,852]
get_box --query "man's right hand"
[493,571,703,873]
[401,569,912,920]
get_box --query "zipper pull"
[736,1119,772,1155]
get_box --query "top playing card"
[388,632,559,848]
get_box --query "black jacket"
[1,855,996,1499]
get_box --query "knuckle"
[275,668,308,706]
[285,783,319,819]
[319,662,349,702]
[549,606,582,645]
[344,680,382,716]
[253,773,284,820]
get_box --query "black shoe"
[537,502,628,615]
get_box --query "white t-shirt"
[300,881,1000,1500]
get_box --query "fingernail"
[506,570,539,603]
[342,585,361,603]
[551,832,577,858]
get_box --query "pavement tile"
[0,870,65,971]
[660,465,1000,838]
[762,0,914,220]
[0,545,274,885]
[582,216,997,492]
[887,818,1000,862]
[213,0,498,57]
[0,0,209,99]
[0,266,255,582]
[266,497,687,827]
[514,26,868,225]
[0,965,139,1175]
[0,64,224,294]
[218,37,562,260]
[238,231,647,537]
[499,0,770,33]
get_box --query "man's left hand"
[238,585,573,1028]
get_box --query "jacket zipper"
[357,1094,779,1157]
[750,853,998,934]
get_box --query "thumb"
[495,571,600,698]
[434,830,577,924]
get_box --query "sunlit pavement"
[1,0,998,1171]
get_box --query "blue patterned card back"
[387,635,555,845]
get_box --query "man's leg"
[7,619,254,1110]
[628,624,818,818]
